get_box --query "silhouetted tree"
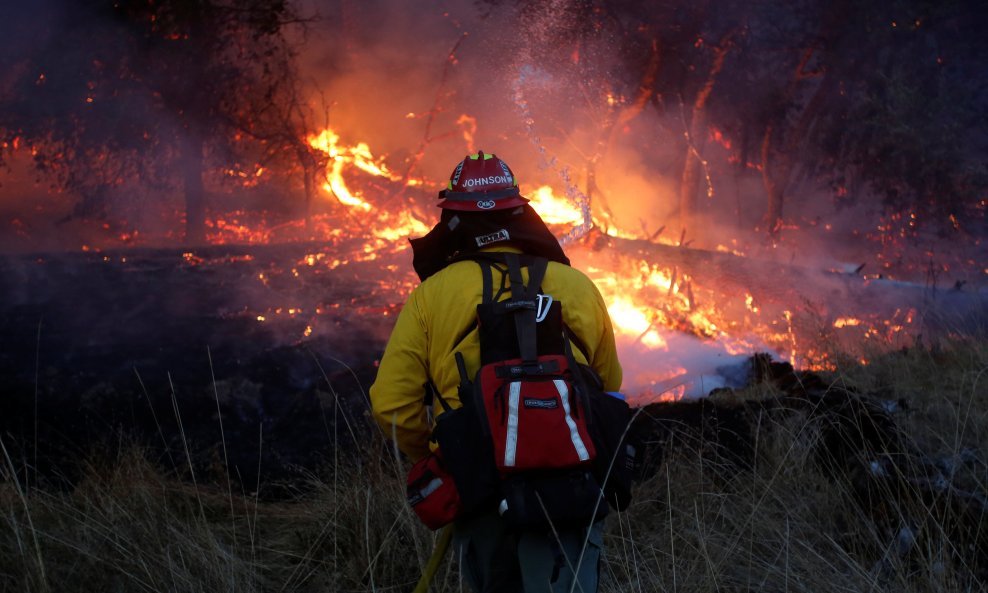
[718,0,988,238]
[0,0,310,244]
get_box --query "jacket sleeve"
[591,283,623,393]
[369,288,432,461]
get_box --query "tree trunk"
[182,134,205,245]
[678,34,733,239]
[606,38,661,153]
[679,107,708,236]
[294,142,317,234]
[761,125,788,236]
[760,68,835,238]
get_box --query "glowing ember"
[745,293,759,313]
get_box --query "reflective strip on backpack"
[504,381,522,467]
[554,379,591,462]
[419,477,444,498]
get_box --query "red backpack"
[408,253,634,531]
[470,254,595,472]
[461,254,606,529]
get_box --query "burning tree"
[0,0,312,244]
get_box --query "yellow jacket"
[369,247,622,461]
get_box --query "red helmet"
[436,151,530,211]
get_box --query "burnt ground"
[2,238,986,507]
[0,242,406,495]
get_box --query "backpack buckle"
[495,359,561,378]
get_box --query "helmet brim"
[436,194,530,211]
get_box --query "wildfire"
[22,117,932,404]
[308,128,408,211]
[745,293,759,313]
[374,211,430,242]
[607,296,667,349]
[304,127,430,247]
[527,185,584,226]
[834,317,862,328]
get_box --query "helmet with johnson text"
[437,151,530,212]
[411,150,569,281]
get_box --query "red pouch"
[406,451,462,530]
[478,354,596,474]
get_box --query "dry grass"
[2,337,986,592]
[0,438,439,592]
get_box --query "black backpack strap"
[503,254,549,363]
[424,379,453,413]
[450,251,550,367]
[562,323,591,363]
[455,351,470,386]
[562,326,594,424]
[451,252,513,303]
[479,257,495,304]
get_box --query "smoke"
[296,0,654,208]
[616,331,754,402]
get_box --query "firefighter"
[370,150,622,592]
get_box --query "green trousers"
[453,511,603,593]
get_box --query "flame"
[305,127,430,247]
[374,211,430,242]
[308,128,404,211]
[607,296,667,349]
[457,114,477,153]
[586,258,733,365]
[745,293,759,313]
[527,185,583,226]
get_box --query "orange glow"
[745,293,759,313]
[710,127,732,150]
[457,114,478,153]
[634,367,691,404]
[309,129,371,211]
[607,297,667,349]
[32,120,934,399]
[527,185,583,226]
[308,128,406,211]
[373,211,430,242]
